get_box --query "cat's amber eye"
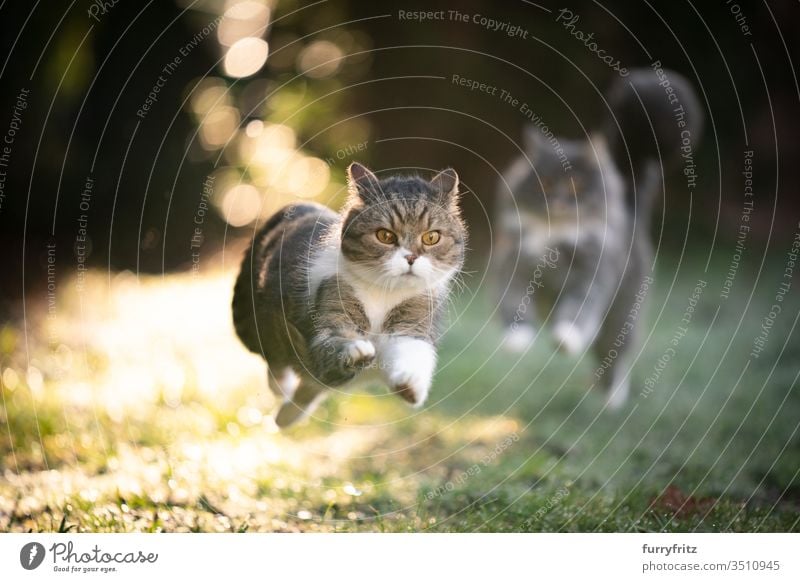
[376,228,397,244]
[421,230,441,245]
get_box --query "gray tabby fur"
[494,68,703,408]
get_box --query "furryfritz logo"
[20,542,46,570]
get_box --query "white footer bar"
[1,533,796,580]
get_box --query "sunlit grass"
[1,253,798,532]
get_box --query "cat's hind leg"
[592,331,636,410]
[550,247,619,357]
[606,374,631,410]
[267,366,300,400]
[274,337,375,428]
[498,269,540,353]
[592,260,651,410]
[602,354,632,410]
[275,379,328,428]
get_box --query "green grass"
[1,254,798,532]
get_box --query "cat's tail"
[602,67,704,225]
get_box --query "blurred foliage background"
[0,0,798,297]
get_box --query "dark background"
[0,0,797,303]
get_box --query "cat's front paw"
[342,339,376,369]
[553,322,586,356]
[389,368,432,407]
[381,338,436,407]
[503,324,536,353]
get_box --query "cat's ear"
[430,168,460,207]
[347,162,381,203]
[523,125,545,159]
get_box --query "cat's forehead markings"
[417,204,430,224]
[386,203,405,228]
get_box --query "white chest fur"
[352,283,419,333]
[308,246,439,405]
[308,245,422,333]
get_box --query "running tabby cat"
[494,68,703,407]
[233,163,466,427]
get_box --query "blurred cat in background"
[494,68,703,408]
[233,163,466,427]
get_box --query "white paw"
[388,367,432,407]
[380,338,436,407]
[553,322,586,356]
[345,339,376,366]
[503,325,535,353]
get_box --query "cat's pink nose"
[406,254,417,265]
